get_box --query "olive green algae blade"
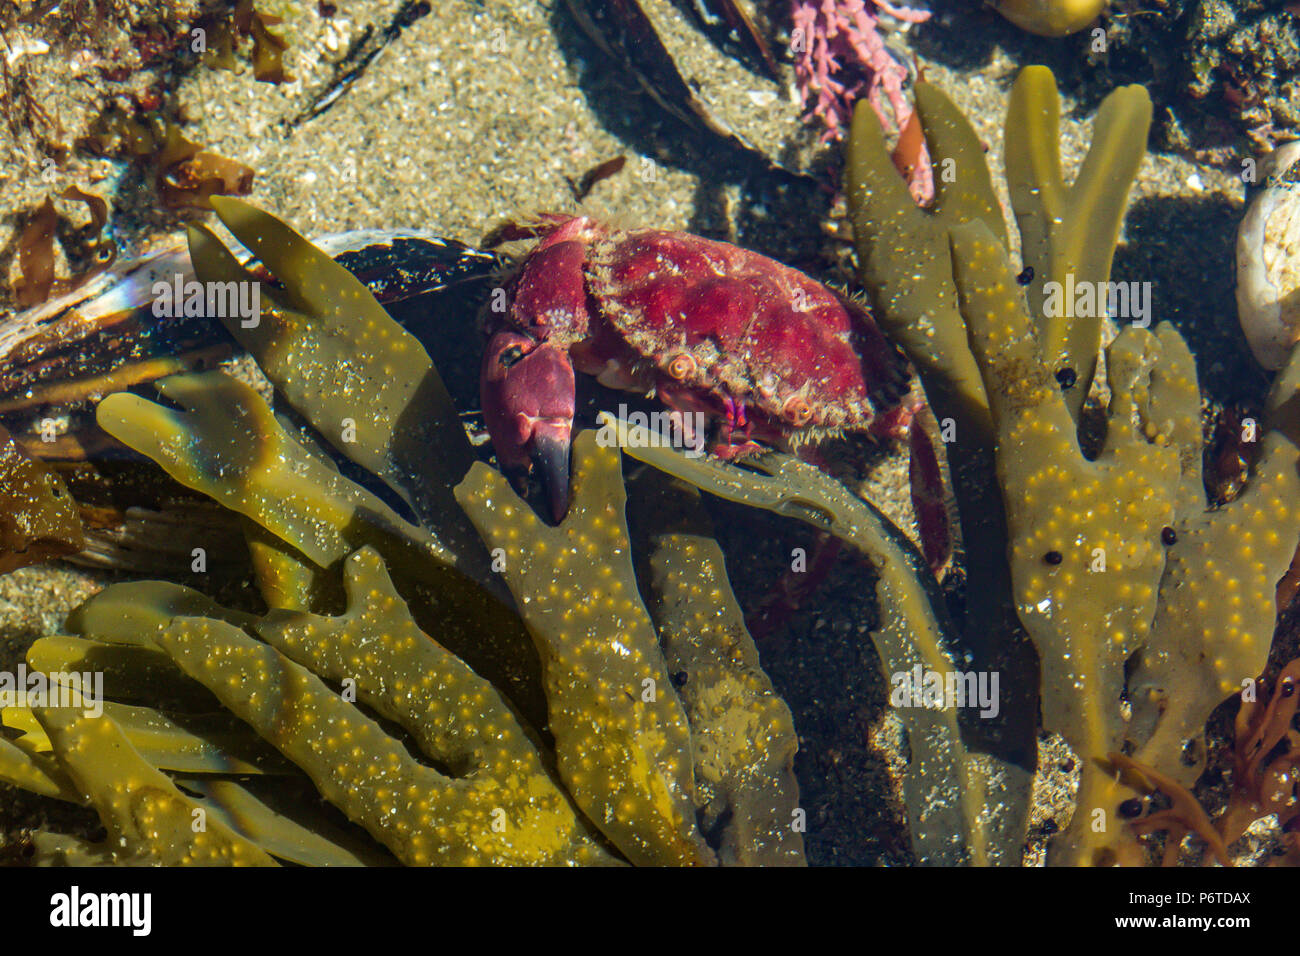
[1003,67,1065,257]
[95,370,546,728]
[252,546,616,865]
[189,200,475,509]
[32,707,278,866]
[1004,67,1152,417]
[950,220,1180,865]
[1130,329,1300,784]
[628,470,805,866]
[190,199,477,552]
[154,610,614,866]
[25,831,119,865]
[176,777,396,866]
[955,218,1164,710]
[239,418,352,613]
[845,97,987,419]
[0,735,79,801]
[456,432,717,867]
[51,581,256,707]
[601,414,1030,866]
[914,82,1007,249]
[0,423,83,575]
[243,517,346,614]
[67,578,257,646]
[97,371,442,571]
[7,699,293,776]
[25,635,215,708]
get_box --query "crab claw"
[481,330,576,521]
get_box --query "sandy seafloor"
[0,0,1284,865]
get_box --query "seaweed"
[10,187,117,308]
[82,110,255,211]
[0,423,83,575]
[11,197,58,308]
[847,65,1300,865]
[0,202,807,867]
[199,0,295,85]
[604,414,1029,865]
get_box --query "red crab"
[479,215,943,564]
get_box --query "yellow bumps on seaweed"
[32,708,276,866]
[456,433,715,866]
[848,65,1300,865]
[953,221,1176,699]
[1124,341,1300,792]
[155,550,616,867]
[0,200,808,866]
[951,221,1179,864]
[637,475,803,866]
[993,0,1106,37]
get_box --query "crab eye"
[499,345,526,369]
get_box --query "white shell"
[1237,141,1300,370]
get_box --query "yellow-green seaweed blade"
[1129,329,1300,785]
[189,198,480,560]
[1004,66,1152,417]
[242,517,346,614]
[951,219,1180,865]
[455,432,717,867]
[845,97,987,417]
[847,83,1041,771]
[96,371,443,571]
[66,578,258,646]
[601,414,1030,866]
[0,735,79,802]
[33,707,278,866]
[25,635,215,709]
[95,371,546,724]
[175,777,397,867]
[253,546,617,865]
[152,613,610,866]
[630,471,805,866]
[7,700,293,776]
[915,82,1007,248]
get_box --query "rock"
[1237,141,1300,370]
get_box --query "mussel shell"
[0,230,500,428]
[315,231,500,304]
[0,240,228,420]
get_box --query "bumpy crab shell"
[585,228,911,439]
